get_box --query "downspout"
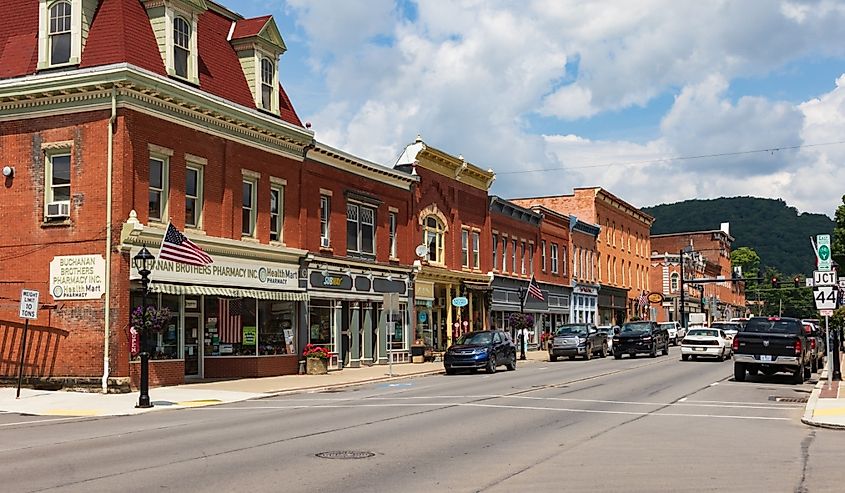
[102,86,117,393]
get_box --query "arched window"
[670,272,680,292]
[49,1,72,65]
[424,216,445,264]
[260,58,274,110]
[173,17,190,78]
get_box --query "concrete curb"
[265,368,446,396]
[801,366,845,430]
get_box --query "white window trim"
[38,0,82,69]
[241,178,257,238]
[423,215,445,265]
[492,233,499,272]
[148,154,169,224]
[165,6,200,84]
[389,211,398,259]
[269,184,284,243]
[529,241,535,275]
[550,243,559,274]
[541,240,547,272]
[472,230,480,270]
[185,162,204,229]
[256,50,279,113]
[320,194,331,248]
[460,228,470,268]
[44,148,72,221]
[346,202,376,256]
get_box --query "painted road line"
[0,416,87,427]
[812,407,845,416]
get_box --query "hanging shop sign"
[129,247,299,290]
[647,292,664,304]
[50,255,106,300]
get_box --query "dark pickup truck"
[732,316,812,384]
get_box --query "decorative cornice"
[489,196,542,226]
[308,142,417,191]
[399,138,495,191]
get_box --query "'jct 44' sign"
[814,286,838,310]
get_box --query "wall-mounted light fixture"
[2,166,14,178]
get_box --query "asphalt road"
[0,347,842,493]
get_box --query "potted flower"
[303,343,330,375]
[130,305,172,359]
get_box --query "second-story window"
[541,240,546,272]
[45,153,71,219]
[148,157,168,222]
[520,242,526,275]
[173,17,190,79]
[671,272,679,292]
[260,58,274,111]
[347,203,375,255]
[320,195,330,247]
[461,229,469,267]
[270,186,284,242]
[472,231,480,269]
[529,244,534,274]
[550,243,559,274]
[389,212,397,258]
[242,179,256,237]
[511,239,517,273]
[185,165,202,228]
[49,1,72,65]
[424,216,445,264]
[501,236,507,272]
[562,246,568,276]
[492,234,498,270]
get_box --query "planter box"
[306,358,328,375]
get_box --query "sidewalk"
[0,351,549,418]
[802,352,845,430]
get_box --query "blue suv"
[444,330,517,375]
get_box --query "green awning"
[148,283,308,301]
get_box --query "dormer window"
[49,1,72,65]
[260,58,274,111]
[173,17,191,79]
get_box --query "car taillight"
[732,337,739,351]
[794,339,802,355]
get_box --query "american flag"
[159,222,213,266]
[218,298,242,344]
[527,276,544,301]
[637,290,649,309]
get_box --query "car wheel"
[681,354,689,361]
[614,352,622,360]
[506,352,517,371]
[690,355,697,361]
[734,362,746,382]
[585,345,592,360]
[793,364,804,384]
[662,341,669,356]
[811,357,818,373]
[486,355,497,374]
[717,351,724,362]
[445,367,456,375]
[549,354,557,362]
[649,344,657,358]
[748,367,759,376]
[673,337,678,346]
[803,363,812,380]
[601,344,608,358]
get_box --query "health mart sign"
[50,255,106,300]
[129,247,299,290]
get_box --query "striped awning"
[148,283,309,301]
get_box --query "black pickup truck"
[732,316,812,384]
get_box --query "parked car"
[597,325,619,352]
[802,321,825,373]
[612,321,669,359]
[709,321,741,340]
[732,316,812,384]
[444,330,517,374]
[549,323,608,361]
[658,321,681,345]
[681,328,731,361]
[730,317,749,329]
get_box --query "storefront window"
[309,301,334,354]
[258,301,296,355]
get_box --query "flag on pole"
[637,290,649,309]
[159,222,213,266]
[218,298,242,344]
[527,276,544,301]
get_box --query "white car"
[709,321,742,340]
[597,325,619,352]
[681,328,731,361]
[658,322,680,345]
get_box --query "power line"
[496,140,845,175]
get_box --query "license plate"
[694,348,703,351]
[760,355,772,362]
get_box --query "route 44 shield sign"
[813,286,838,310]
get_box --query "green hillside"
[642,197,834,276]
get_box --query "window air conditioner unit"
[320,236,330,248]
[46,201,70,218]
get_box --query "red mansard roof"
[0,0,303,127]
[231,16,272,40]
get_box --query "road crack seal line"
[795,430,815,493]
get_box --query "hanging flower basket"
[130,305,172,334]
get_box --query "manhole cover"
[315,451,375,460]
[768,396,809,403]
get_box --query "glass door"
[184,313,201,377]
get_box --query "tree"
[833,194,845,271]
[731,246,761,280]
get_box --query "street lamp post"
[678,246,693,332]
[133,246,155,409]
[518,286,527,360]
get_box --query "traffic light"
[793,276,801,288]
[771,276,778,288]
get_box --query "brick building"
[512,187,653,324]
[0,0,417,389]
[649,224,747,324]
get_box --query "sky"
[233,0,845,218]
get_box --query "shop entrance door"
[184,313,201,377]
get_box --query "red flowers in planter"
[303,343,330,360]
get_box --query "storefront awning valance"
[148,283,309,301]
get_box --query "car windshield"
[710,323,738,330]
[597,327,613,334]
[621,322,652,334]
[743,319,801,334]
[456,332,493,345]
[555,325,587,336]
[658,323,675,330]
[688,329,718,338]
